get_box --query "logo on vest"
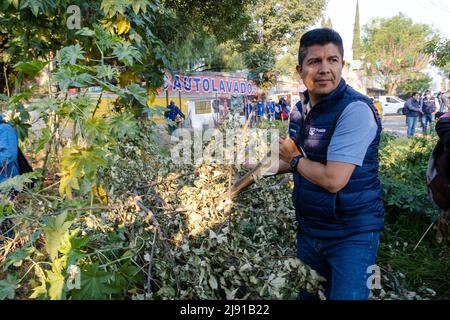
[308,127,327,137]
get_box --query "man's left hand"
[279,137,301,163]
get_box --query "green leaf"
[20,0,41,16]
[101,0,128,18]
[46,270,65,300]
[0,275,19,300]
[109,113,139,138]
[76,28,95,37]
[35,127,51,154]
[126,83,147,106]
[112,43,142,66]
[43,212,72,260]
[59,228,88,267]
[95,65,117,81]
[71,263,115,299]
[59,44,85,65]
[131,0,149,14]
[3,246,31,269]
[7,116,32,141]
[14,61,49,78]
[0,172,40,193]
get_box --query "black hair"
[298,28,344,66]
[412,92,419,97]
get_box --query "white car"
[378,96,405,115]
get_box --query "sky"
[313,0,450,61]
[310,0,450,91]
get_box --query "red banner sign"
[160,72,259,96]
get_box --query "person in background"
[438,92,449,113]
[279,97,290,121]
[0,113,19,185]
[405,92,422,138]
[278,28,384,300]
[266,98,275,122]
[256,99,265,125]
[373,97,383,120]
[164,100,185,134]
[421,90,437,134]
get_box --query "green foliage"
[0,275,19,300]
[238,0,326,88]
[379,133,437,217]
[362,14,434,94]
[352,0,362,60]
[0,172,41,193]
[243,45,277,88]
[14,60,49,77]
[43,212,72,261]
[425,36,450,72]
[397,72,433,95]
[71,263,117,299]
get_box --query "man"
[373,97,383,120]
[0,113,19,185]
[404,92,422,138]
[278,28,384,300]
[421,90,437,134]
[266,98,275,122]
[164,100,185,134]
[256,99,265,125]
[438,92,449,113]
[278,97,290,121]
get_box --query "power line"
[426,0,450,16]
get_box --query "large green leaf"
[0,275,19,300]
[43,212,72,261]
[46,270,65,300]
[14,61,49,78]
[0,172,40,193]
[71,263,117,299]
[59,228,89,267]
[2,246,32,270]
[112,43,142,66]
[126,83,147,106]
[101,0,128,18]
[109,113,139,138]
[59,44,85,65]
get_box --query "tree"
[425,36,450,75]
[238,0,326,87]
[397,72,433,95]
[362,14,434,95]
[321,16,332,29]
[327,17,333,29]
[0,0,252,94]
[352,0,362,60]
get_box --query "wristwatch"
[290,154,303,173]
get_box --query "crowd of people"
[244,97,291,126]
[403,90,449,138]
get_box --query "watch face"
[290,156,299,170]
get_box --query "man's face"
[413,94,420,101]
[296,43,344,102]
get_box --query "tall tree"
[326,17,333,29]
[352,0,362,60]
[425,36,450,75]
[0,0,252,94]
[321,16,332,28]
[362,14,434,94]
[238,0,326,88]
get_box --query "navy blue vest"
[291,79,384,239]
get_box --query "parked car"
[378,96,405,115]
